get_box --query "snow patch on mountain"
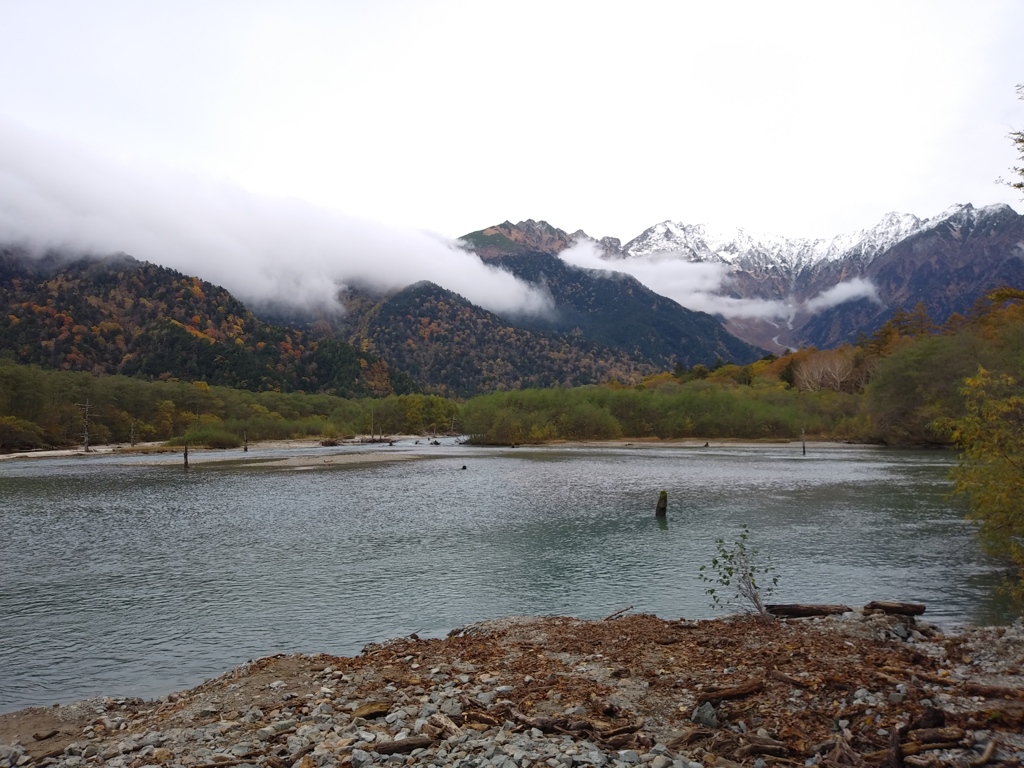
[613,203,1012,275]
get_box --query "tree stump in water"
[656,490,667,517]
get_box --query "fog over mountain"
[0,119,552,318]
[4,119,1022,358]
[562,203,1024,350]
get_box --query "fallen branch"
[373,736,435,755]
[746,733,787,749]
[603,605,633,621]
[914,671,957,687]
[601,719,644,739]
[667,727,712,750]
[735,743,787,759]
[697,679,763,704]
[962,682,1023,699]
[287,744,314,764]
[464,710,502,727]
[503,706,591,735]
[907,727,966,744]
[968,739,997,767]
[769,670,810,688]
[900,740,964,756]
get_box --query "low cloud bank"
[558,241,878,321]
[802,278,880,313]
[0,120,551,317]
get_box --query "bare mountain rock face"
[460,205,1024,355]
[460,221,765,368]
[601,203,1024,351]
[800,203,1024,348]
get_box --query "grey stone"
[690,702,718,728]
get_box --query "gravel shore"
[3,611,1023,768]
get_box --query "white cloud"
[0,2,1021,243]
[558,241,792,320]
[557,241,881,321]
[803,279,881,313]
[0,119,552,318]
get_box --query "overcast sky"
[1,0,1022,312]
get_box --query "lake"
[0,440,1006,714]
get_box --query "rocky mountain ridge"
[480,203,1024,351]
[458,224,763,368]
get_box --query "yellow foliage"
[941,367,1024,606]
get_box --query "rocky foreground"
[2,612,1023,768]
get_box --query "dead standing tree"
[77,398,94,452]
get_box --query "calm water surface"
[0,441,1005,713]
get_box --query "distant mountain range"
[2,201,1021,396]
[566,202,1024,351]
[460,222,761,366]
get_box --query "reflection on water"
[0,442,1004,713]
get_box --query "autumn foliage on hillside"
[463,291,1024,447]
[0,250,411,397]
[338,281,657,397]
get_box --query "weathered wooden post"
[183,442,189,470]
[243,430,248,452]
[78,397,93,452]
[656,490,668,517]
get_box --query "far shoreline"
[0,435,891,465]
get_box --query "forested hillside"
[4,289,1023,452]
[0,248,414,397]
[463,291,1024,447]
[335,281,657,396]
[460,220,764,367]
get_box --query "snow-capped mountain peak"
[616,203,1016,277]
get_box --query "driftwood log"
[697,679,763,704]
[373,736,435,755]
[864,600,926,615]
[766,603,852,618]
[962,682,1024,699]
[426,713,464,739]
[769,670,810,688]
